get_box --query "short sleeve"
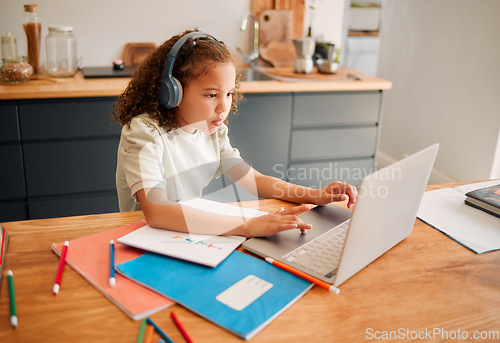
[118,116,167,199]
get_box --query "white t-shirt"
[116,114,242,212]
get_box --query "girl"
[113,30,356,238]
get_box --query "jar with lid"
[46,25,78,77]
[23,4,45,78]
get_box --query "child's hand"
[315,182,357,209]
[242,204,313,237]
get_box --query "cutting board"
[252,0,305,39]
[259,9,293,49]
[258,10,294,67]
[123,42,156,67]
[265,66,356,80]
[251,0,274,15]
[260,40,297,67]
[275,0,305,38]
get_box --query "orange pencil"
[265,257,340,294]
[144,323,154,343]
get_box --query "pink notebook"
[52,221,173,320]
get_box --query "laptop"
[243,144,439,289]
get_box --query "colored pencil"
[0,226,5,265]
[265,257,340,294]
[144,323,155,343]
[8,270,17,328]
[109,240,116,287]
[171,311,193,343]
[53,241,69,295]
[136,319,147,343]
[146,318,174,343]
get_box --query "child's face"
[174,62,236,134]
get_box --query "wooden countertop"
[1,182,499,342]
[0,67,392,100]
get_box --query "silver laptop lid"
[334,143,439,286]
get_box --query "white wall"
[0,0,345,67]
[305,0,345,45]
[377,0,500,182]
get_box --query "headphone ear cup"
[172,77,183,107]
[159,76,183,109]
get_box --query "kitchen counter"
[0,66,391,100]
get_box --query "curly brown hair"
[112,30,243,129]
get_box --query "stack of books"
[465,183,500,218]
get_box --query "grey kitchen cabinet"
[0,101,29,221]
[287,91,381,188]
[228,91,382,192]
[0,97,121,222]
[228,93,292,178]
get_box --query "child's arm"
[136,188,312,237]
[225,162,357,209]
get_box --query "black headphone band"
[160,32,218,82]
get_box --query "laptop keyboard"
[282,219,351,278]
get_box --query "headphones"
[158,32,218,109]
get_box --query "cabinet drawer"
[23,138,119,196]
[0,145,26,200]
[0,101,21,142]
[290,127,377,161]
[19,97,121,140]
[288,158,374,188]
[292,91,381,126]
[28,191,119,219]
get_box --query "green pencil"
[136,318,146,343]
[8,270,17,328]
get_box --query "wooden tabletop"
[0,67,392,100]
[1,183,499,342]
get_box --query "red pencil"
[53,241,69,295]
[171,311,193,343]
[0,226,5,265]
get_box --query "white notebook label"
[216,275,273,311]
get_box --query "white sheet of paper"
[118,199,268,267]
[216,275,274,311]
[417,180,500,253]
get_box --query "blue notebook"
[116,251,313,340]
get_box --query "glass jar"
[1,56,33,83]
[23,4,45,78]
[2,32,18,61]
[46,25,78,77]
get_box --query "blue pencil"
[146,318,174,343]
[109,240,116,287]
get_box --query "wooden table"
[1,183,499,342]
